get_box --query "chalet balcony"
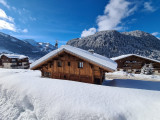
[24,66,30,69]
[24,63,29,66]
[11,65,17,67]
[11,61,17,63]
[153,68,160,73]
[124,63,142,65]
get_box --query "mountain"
[67,30,160,60]
[0,32,56,60]
[24,39,56,52]
[24,39,38,46]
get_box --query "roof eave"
[31,48,116,72]
[112,54,160,64]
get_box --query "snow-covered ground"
[106,71,160,81]
[0,69,160,120]
[0,47,13,53]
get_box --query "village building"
[111,54,160,75]
[0,58,2,68]
[30,45,117,84]
[0,54,30,69]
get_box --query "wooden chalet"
[0,54,30,69]
[31,45,117,84]
[111,54,160,74]
[0,58,2,68]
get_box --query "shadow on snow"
[103,79,160,91]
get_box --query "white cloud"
[81,0,137,37]
[81,28,97,38]
[0,0,10,9]
[0,19,16,31]
[29,16,36,21]
[0,3,30,33]
[97,0,137,31]
[22,29,28,33]
[152,32,159,36]
[0,9,14,22]
[144,2,155,12]
[0,8,28,33]
[0,9,16,31]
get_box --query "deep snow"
[103,79,160,91]
[0,69,160,120]
[106,71,160,81]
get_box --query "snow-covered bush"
[141,63,153,75]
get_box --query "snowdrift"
[106,71,160,81]
[0,69,160,120]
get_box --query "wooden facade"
[0,55,30,69]
[114,55,160,74]
[35,51,109,84]
[0,58,2,68]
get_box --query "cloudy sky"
[0,0,160,45]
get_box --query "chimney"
[88,49,94,54]
[55,40,58,49]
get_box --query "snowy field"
[0,69,160,120]
[103,79,160,91]
[106,71,160,81]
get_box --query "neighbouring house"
[111,54,160,75]
[31,45,117,84]
[0,54,30,69]
[0,58,2,68]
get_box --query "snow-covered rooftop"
[111,54,160,63]
[1,54,28,59]
[31,45,117,71]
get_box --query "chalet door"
[60,74,68,80]
[60,74,64,79]
[94,78,101,85]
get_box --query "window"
[78,62,83,68]
[123,64,128,67]
[57,61,62,67]
[126,61,130,63]
[12,59,16,62]
[68,62,70,66]
[136,69,141,72]
[44,72,51,77]
[50,63,53,68]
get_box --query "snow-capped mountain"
[67,30,160,60]
[0,32,56,60]
[24,39,56,52]
[23,39,38,46]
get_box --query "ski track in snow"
[0,69,160,120]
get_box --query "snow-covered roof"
[31,45,117,71]
[1,54,28,59]
[111,54,160,63]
